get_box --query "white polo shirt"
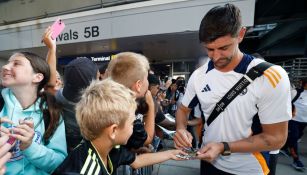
[181,54,291,175]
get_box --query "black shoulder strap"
[206,62,274,126]
[292,88,304,103]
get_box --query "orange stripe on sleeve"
[263,72,276,88]
[270,67,282,79]
[266,69,280,84]
[253,152,270,175]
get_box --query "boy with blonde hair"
[53,79,185,175]
[107,52,149,94]
[107,52,155,148]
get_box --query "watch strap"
[221,142,231,156]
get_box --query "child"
[0,52,67,174]
[53,79,186,175]
[107,52,155,148]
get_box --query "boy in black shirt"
[53,79,186,175]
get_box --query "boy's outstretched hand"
[166,149,189,160]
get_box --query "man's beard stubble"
[213,56,232,69]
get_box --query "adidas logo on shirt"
[201,84,211,92]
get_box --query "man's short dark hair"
[199,3,242,43]
[148,74,160,86]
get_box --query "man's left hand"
[196,142,224,162]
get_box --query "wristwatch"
[221,142,231,156]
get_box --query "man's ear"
[33,73,44,83]
[238,27,246,43]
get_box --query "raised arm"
[143,90,155,145]
[42,27,57,88]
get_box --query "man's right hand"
[173,129,193,149]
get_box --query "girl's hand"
[11,120,34,150]
[0,117,14,135]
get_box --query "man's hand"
[173,129,193,149]
[196,142,224,162]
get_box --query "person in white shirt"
[287,78,307,171]
[174,3,291,175]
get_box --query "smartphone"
[7,126,17,145]
[50,18,65,40]
[19,117,33,125]
[176,154,190,160]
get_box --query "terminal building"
[0,0,306,81]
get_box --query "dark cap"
[148,74,160,86]
[62,58,98,103]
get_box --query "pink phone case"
[7,136,16,145]
[50,18,65,40]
